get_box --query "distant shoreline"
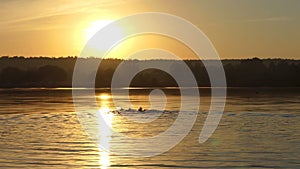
[0,57,299,88]
[0,56,299,61]
[1,87,300,89]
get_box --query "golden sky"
[0,0,299,59]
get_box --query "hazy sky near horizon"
[0,0,299,59]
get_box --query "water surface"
[0,88,299,168]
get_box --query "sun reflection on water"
[97,93,114,169]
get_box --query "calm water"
[0,88,299,168]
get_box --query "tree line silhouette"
[0,56,299,87]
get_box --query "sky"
[0,0,299,59]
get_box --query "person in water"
[138,107,147,112]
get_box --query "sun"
[85,20,114,41]
[82,19,126,58]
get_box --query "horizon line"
[0,56,299,61]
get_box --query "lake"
[0,88,299,168]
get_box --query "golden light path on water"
[97,93,114,169]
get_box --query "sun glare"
[97,93,114,168]
[83,19,126,58]
[98,93,111,100]
[85,20,113,41]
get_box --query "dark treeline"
[0,56,299,87]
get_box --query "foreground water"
[0,88,299,168]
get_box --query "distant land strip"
[0,57,299,88]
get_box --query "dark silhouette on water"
[138,107,146,112]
